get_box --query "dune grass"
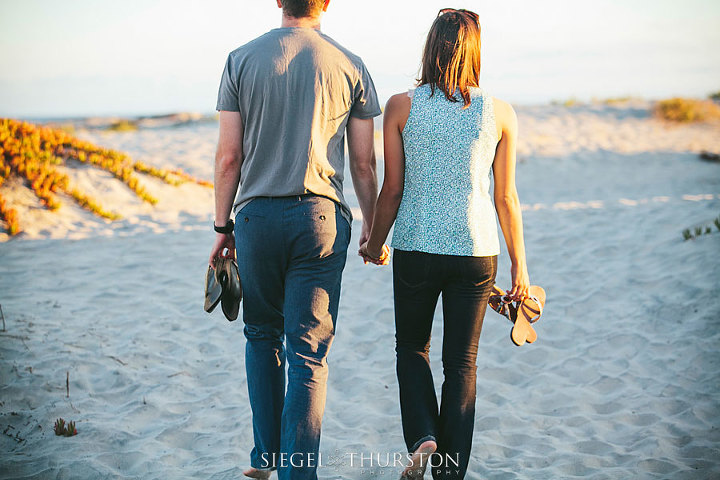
[0,118,212,236]
[655,98,720,123]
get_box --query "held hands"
[208,232,236,269]
[359,242,390,266]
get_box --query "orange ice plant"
[0,118,212,236]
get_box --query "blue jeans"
[234,195,350,480]
[393,250,497,479]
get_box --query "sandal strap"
[489,294,514,318]
[523,295,543,323]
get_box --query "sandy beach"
[1,102,719,479]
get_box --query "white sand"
[1,103,719,479]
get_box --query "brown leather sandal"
[488,284,545,346]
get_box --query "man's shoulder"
[227,30,279,59]
[316,32,367,70]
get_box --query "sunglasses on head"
[437,8,479,24]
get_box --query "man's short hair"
[282,0,325,18]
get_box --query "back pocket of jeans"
[393,250,431,289]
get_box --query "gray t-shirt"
[216,27,382,223]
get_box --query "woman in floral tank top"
[360,8,533,479]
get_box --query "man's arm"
[346,116,378,246]
[208,111,244,268]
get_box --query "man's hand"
[209,232,236,269]
[359,220,371,246]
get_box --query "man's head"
[276,0,330,18]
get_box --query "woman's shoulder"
[491,97,515,116]
[491,97,517,133]
[385,91,413,117]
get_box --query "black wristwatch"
[214,219,234,234]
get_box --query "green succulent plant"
[53,417,78,437]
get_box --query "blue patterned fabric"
[391,84,501,256]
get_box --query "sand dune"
[1,104,719,479]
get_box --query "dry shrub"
[0,193,20,235]
[655,98,720,123]
[107,120,139,132]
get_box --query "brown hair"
[419,8,482,108]
[281,0,325,18]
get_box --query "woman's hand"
[209,232,236,269]
[507,262,530,301]
[359,242,390,265]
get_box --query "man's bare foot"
[243,467,272,479]
[401,440,437,478]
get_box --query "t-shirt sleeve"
[349,62,382,119]
[216,54,240,112]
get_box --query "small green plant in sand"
[709,91,720,102]
[0,118,212,236]
[655,98,720,123]
[682,214,720,241]
[53,418,78,437]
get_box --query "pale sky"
[1,0,719,117]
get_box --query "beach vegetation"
[53,418,77,437]
[601,96,638,105]
[0,193,20,235]
[709,91,720,102]
[654,98,720,123]
[550,98,581,107]
[682,214,720,240]
[107,120,139,132]
[0,118,213,236]
[57,124,76,135]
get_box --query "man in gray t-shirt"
[208,1,381,479]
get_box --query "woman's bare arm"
[492,98,530,300]
[360,93,411,263]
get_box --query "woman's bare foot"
[401,440,437,478]
[243,467,272,479]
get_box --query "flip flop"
[488,284,512,318]
[519,286,545,324]
[488,284,544,346]
[510,286,545,346]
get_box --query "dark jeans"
[393,249,497,480]
[234,195,350,480]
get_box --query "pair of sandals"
[204,257,242,321]
[488,285,546,346]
